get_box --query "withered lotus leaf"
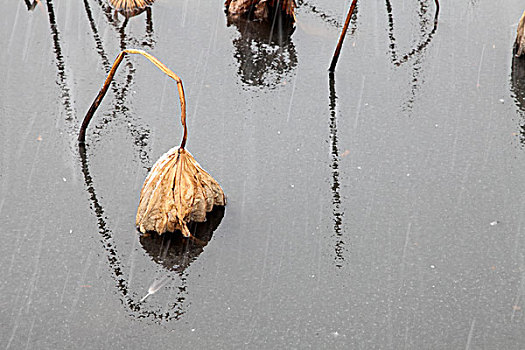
[136,147,225,237]
[517,11,525,57]
[78,49,226,237]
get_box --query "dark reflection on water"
[24,0,38,11]
[328,72,345,268]
[384,0,439,111]
[228,16,297,88]
[385,0,439,66]
[140,207,225,273]
[511,56,525,146]
[44,0,75,121]
[83,0,112,71]
[296,0,358,33]
[79,144,224,322]
[110,4,155,48]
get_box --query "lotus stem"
[328,0,358,72]
[78,49,188,150]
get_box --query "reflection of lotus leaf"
[228,17,297,88]
[515,11,525,57]
[511,56,525,146]
[140,207,225,273]
[109,0,155,18]
[512,56,525,110]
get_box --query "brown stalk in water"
[78,49,225,237]
[78,49,187,147]
[328,0,358,72]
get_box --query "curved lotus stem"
[78,49,188,150]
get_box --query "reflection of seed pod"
[516,11,525,57]
[136,147,226,237]
[109,0,154,17]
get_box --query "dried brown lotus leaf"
[78,49,225,238]
[517,11,525,57]
[136,147,225,237]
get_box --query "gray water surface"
[1,0,525,348]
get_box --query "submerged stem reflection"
[296,0,359,30]
[45,0,75,121]
[385,0,439,66]
[384,0,439,112]
[82,0,156,165]
[328,72,345,268]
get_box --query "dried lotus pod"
[136,147,225,236]
[516,10,525,57]
[78,49,226,237]
[109,0,154,17]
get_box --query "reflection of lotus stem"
[78,49,187,149]
[328,0,358,72]
[329,0,440,71]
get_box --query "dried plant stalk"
[79,49,225,237]
[516,10,525,57]
[328,0,358,72]
[137,147,226,236]
[78,49,187,147]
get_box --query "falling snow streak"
[329,72,345,268]
[384,0,439,67]
[511,56,525,147]
[45,0,75,121]
[78,144,188,322]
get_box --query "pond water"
[1,0,525,348]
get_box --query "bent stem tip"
[78,49,188,149]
